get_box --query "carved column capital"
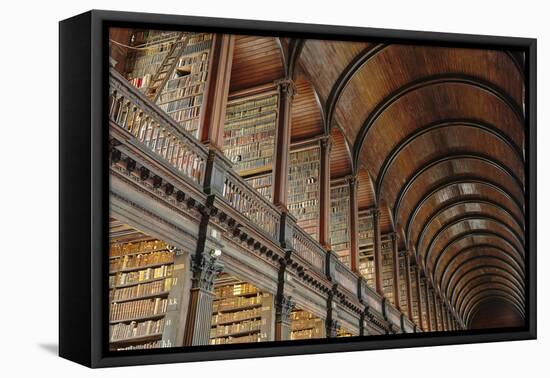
[328,320,340,338]
[367,207,381,219]
[345,174,358,189]
[274,78,297,99]
[190,253,224,292]
[276,295,295,324]
[399,249,409,258]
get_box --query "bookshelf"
[381,239,394,304]
[337,327,354,338]
[288,146,321,240]
[419,279,429,331]
[210,275,274,345]
[330,183,351,267]
[290,309,324,340]
[358,212,375,287]
[410,265,420,326]
[125,31,181,91]
[399,255,408,314]
[156,33,213,138]
[223,92,279,197]
[109,238,175,350]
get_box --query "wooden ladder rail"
[145,33,191,102]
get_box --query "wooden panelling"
[469,301,524,329]
[356,168,375,210]
[230,35,284,92]
[357,83,524,183]
[291,76,323,141]
[333,45,523,147]
[329,126,352,178]
[298,39,370,104]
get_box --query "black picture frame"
[59,9,537,368]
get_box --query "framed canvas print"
[59,10,536,368]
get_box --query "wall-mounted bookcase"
[156,33,213,138]
[381,239,394,304]
[337,327,354,338]
[109,238,175,350]
[419,279,429,331]
[330,183,351,267]
[210,275,274,345]
[290,309,324,340]
[223,92,279,201]
[288,146,321,240]
[410,265,420,327]
[358,212,375,287]
[399,255,408,315]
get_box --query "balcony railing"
[292,226,326,273]
[109,69,207,187]
[222,168,281,241]
[108,69,414,333]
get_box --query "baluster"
[136,112,146,141]
[108,90,117,118]
[176,146,184,170]
[144,118,153,146]
[170,141,179,165]
[149,124,159,149]
[156,129,165,154]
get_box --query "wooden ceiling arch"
[421,215,524,269]
[453,272,525,313]
[233,35,526,328]
[466,297,525,328]
[405,179,525,247]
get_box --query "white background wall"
[0,0,546,376]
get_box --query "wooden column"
[440,301,447,331]
[371,209,383,295]
[319,136,333,248]
[274,295,294,341]
[199,34,235,150]
[390,233,401,309]
[423,277,432,332]
[415,265,424,330]
[274,254,294,341]
[183,253,223,346]
[348,175,360,272]
[272,79,296,209]
[404,251,413,320]
[432,289,440,331]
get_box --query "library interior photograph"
[107,28,526,351]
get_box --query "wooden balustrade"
[334,262,358,295]
[222,168,281,241]
[292,226,327,273]
[109,69,208,186]
[360,279,384,315]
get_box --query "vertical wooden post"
[423,277,432,332]
[319,136,333,249]
[390,233,401,309]
[348,175,359,272]
[272,79,296,209]
[441,301,448,331]
[199,34,235,150]
[371,208,383,295]
[404,251,413,320]
[432,288,439,331]
[415,264,424,330]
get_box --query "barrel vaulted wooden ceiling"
[230,35,526,329]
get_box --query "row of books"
[214,283,258,298]
[212,293,263,313]
[109,318,165,342]
[109,250,174,272]
[223,129,276,148]
[156,83,205,104]
[245,174,272,201]
[110,277,174,302]
[158,95,202,114]
[114,339,173,351]
[110,297,168,322]
[225,146,274,164]
[224,116,277,137]
[211,307,262,325]
[164,71,208,91]
[110,240,168,257]
[225,95,278,118]
[210,319,262,337]
[110,265,174,287]
[210,334,261,345]
[165,103,202,120]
